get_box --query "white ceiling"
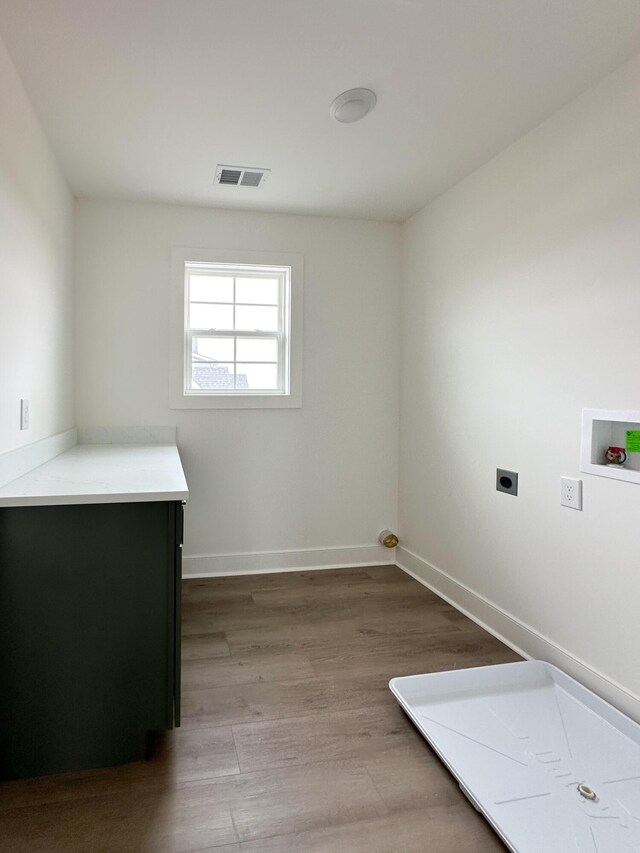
[1,0,639,221]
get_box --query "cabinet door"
[0,501,176,779]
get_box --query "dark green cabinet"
[0,499,183,780]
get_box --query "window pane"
[192,337,234,361]
[190,362,235,391]
[235,305,279,331]
[189,275,234,303]
[189,303,233,330]
[236,363,279,390]
[235,277,280,305]
[236,337,278,362]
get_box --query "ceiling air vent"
[215,165,270,188]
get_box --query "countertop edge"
[0,490,190,508]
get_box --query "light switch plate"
[20,398,29,430]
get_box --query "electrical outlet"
[20,399,29,430]
[561,476,582,510]
[496,469,518,496]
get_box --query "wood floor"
[0,565,519,852]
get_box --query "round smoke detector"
[330,88,377,124]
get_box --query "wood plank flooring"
[0,565,519,852]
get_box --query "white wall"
[0,34,74,453]
[398,56,640,716]
[75,200,400,572]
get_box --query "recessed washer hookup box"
[390,661,640,853]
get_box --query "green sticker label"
[626,430,640,453]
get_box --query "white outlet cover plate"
[560,476,582,510]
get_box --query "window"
[171,249,302,408]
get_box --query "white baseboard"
[183,544,395,578]
[396,545,640,723]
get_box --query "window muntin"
[184,263,290,395]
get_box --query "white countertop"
[0,444,189,507]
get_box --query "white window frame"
[170,248,302,409]
[185,265,287,396]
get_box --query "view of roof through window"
[190,341,250,390]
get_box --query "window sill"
[170,392,302,410]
